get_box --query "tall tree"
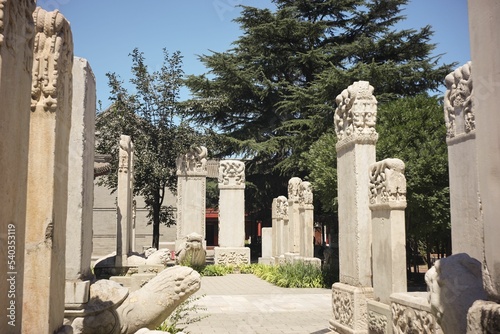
[183,0,453,221]
[96,49,210,249]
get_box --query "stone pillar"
[258,227,273,264]
[0,1,36,332]
[214,160,250,265]
[175,146,208,250]
[276,195,289,260]
[330,81,377,334]
[271,198,279,259]
[443,62,484,261]
[366,158,407,334]
[64,57,95,310]
[287,177,302,256]
[468,0,500,304]
[116,135,133,267]
[23,7,73,334]
[299,181,314,258]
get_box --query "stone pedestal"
[23,8,73,333]
[444,62,484,262]
[330,81,378,334]
[467,300,500,333]
[215,160,250,265]
[329,283,374,334]
[175,146,208,250]
[116,135,134,267]
[367,300,392,334]
[390,292,443,334]
[468,0,500,303]
[0,1,36,332]
[369,159,407,304]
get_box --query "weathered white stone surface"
[367,299,392,334]
[425,253,487,334]
[466,299,500,333]
[116,135,134,267]
[175,146,207,250]
[288,177,302,254]
[334,81,377,287]
[66,57,96,285]
[214,247,251,266]
[276,195,289,256]
[66,266,201,334]
[468,0,500,303]
[330,81,378,334]
[0,1,36,331]
[218,160,245,247]
[299,181,314,258]
[444,62,484,262]
[390,292,443,334]
[23,7,73,333]
[258,227,273,264]
[175,232,206,266]
[329,282,374,333]
[369,158,407,304]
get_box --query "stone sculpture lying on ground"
[176,232,206,266]
[65,265,201,334]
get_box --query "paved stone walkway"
[181,274,332,334]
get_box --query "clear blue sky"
[37,0,470,109]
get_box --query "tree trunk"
[152,190,161,249]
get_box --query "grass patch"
[156,295,208,334]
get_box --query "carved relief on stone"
[276,196,288,219]
[31,7,73,113]
[444,62,474,139]
[218,160,245,187]
[392,302,440,334]
[118,135,132,174]
[369,158,406,207]
[176,146,208,175]
[288,177,302,202]
[467,300,500,334]
[368,311,388,334]
[332,289,354,328]
[299,181,313,207]
[334,81,378,147]
[215,250,250,265]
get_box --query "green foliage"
[199,264,234,276]
[156,295,208,334]
[250,262,324,288]
[95,48,215,248]
[183,0,455,221]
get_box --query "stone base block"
[285,252,300,263]
[329,282,374,334]
[138,264,165,274]
[110,276,132,288]
[390,292,443,333]
[65,280,90,309]
[467,300,500,333]
[367,299,391,334]
[130,273,156,291]
[214,247,250,265]
[258,257,274,265]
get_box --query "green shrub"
[252,262,325,288]
[200,264,233,276]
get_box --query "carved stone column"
[258,227,273,264]
[276,195,289,261]
[443,62,484,262]
[175,146,208,251]
[330,81,377,334]
[0,1,36,332]
[116,135,133,267]
[287,177,302,258]
[23,7,73,333]
[214,160,250,265]
[299,181,314,258]
[64,57,96,311]
[367,158,407,334]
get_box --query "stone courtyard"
[1,1,500,334]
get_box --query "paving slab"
[181,274,332,334]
